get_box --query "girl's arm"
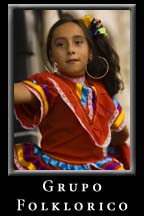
[109,125,130,170]
[110,125,129,146]
[14,83,39,106]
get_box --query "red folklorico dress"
[14,71,130,170]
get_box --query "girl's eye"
[75,40,83,45]
[56,41,66,47]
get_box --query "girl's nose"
[67,50,75,55]
[67,43,75,55]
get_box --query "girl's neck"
[55,71,85,83]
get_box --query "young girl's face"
[51,22,90,77]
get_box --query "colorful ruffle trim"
[14,143,125,170]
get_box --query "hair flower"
[79,15,93,28]
[79,15,108,37]
[91,18,108,36]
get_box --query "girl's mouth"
[66,59,79,63]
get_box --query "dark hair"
[46,14,124,97]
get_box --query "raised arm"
[14,83,39,106]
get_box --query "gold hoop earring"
[86,56,109,80]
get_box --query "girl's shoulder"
[27,71,57,84]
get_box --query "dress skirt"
[14,143,125,170]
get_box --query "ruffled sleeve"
[111,97,126,132]
[14,72,57,129]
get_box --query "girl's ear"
[88,50,93,62]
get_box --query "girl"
[14,14,130,170]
